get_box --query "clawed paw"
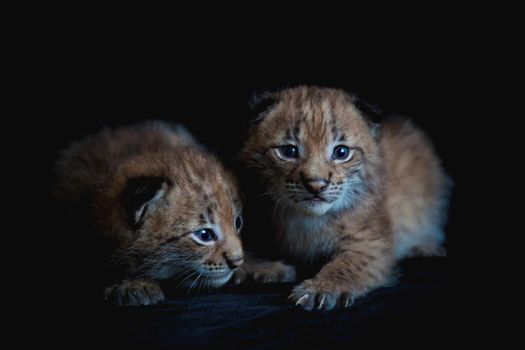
[104,279,165,306]
[289,279,354,311]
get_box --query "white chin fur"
[175,270,232,289]
[294,200,332,216]
[206,271,233,288]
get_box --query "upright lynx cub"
[240,86,451,310]
[54,121,244,306]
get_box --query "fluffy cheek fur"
[328,169,369,213]
[115,235,235,289]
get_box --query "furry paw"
[104,279,165,306]
[234,260,296,284]
[289,278,355,311]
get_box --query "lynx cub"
[240,86,451,310]
[54,121,245,306]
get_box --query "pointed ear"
[351,94,383,122]
[351,94,383,142]
[248,91,278,125]
[121,177,170,229]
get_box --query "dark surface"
[69,258,451,348]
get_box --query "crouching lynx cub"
[240,86,451,311]
[54,121,246,306]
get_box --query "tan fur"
[382,118,451,258]
[54,121,244,306]
[233,253,296,284]
[240,86,450,310]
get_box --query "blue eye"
[192,228,216,242]
[235,215,243,231]
[278,145,299,159]
[333,146,353,161]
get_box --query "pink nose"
[305,179,329,194]
[225,255,244,270]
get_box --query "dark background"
[21,41,483,347]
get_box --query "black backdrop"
[25,48,479,347]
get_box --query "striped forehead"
[170,158,239,224]
[197,185,238,226]
[282,100,349,145]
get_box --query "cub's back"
[381,118,451,258]
[53,121,196,207]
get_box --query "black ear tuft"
[352,94,383,124]
[121,177,169,229]
[351,94,383,141]
[248,91,278,124]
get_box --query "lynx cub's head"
[55,122,245,290]
[94,148,244,288]
[242,86,382,217]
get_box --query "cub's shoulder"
[380,117,433,152]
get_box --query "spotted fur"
[54,121,244,306]
[240,86,451,311]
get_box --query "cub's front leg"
[289,227,395,311]
[104,279,165,306]
[233,254,296,284]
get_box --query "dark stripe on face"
[293,126,301,142]
[285,128,293,141]
[330,112,339,141]
[320,120,328,140]
[207,206,215,224]
[331,127,339,141]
